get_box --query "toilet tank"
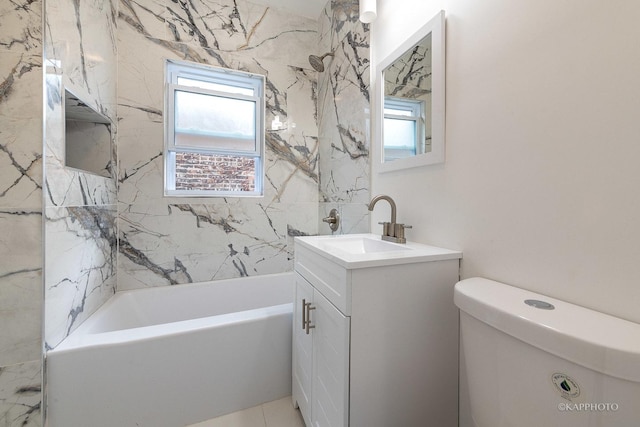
[455,277,640,427]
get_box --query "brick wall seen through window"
[175,152,256,192]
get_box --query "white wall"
[371,0,640,323]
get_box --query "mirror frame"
[373,10,445,173]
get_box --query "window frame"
[383,96,426,157]
[164,59,265,197]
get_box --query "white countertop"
[294,233,462,269]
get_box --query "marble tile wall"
[117,0,321,290]
[2,0,369,424]
[43,0,118,349]
[0,0,44,425]
[117,0,370,289]
[317,0,371,235]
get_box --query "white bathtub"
[46,272,294,427]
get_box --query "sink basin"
[295,233,462,269]
[319,236,412,254]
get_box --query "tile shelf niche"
[64,89,113,178]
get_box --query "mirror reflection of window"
[383,98,426,161]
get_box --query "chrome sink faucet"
[367,195,412,243]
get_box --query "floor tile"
[263,396,306,427]
[187,405,265,427]
[186,396,306,427]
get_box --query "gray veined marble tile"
[45,0,117,122]
[285,202,319,256]
[264,137,319,205]
[44,166,118,208]
[0,2,43,425]
[0,360,42,427]
[0,209,42,367]
[262,64,319,203]
[316,1,333,54]
[0,0,42,54]
[338,202,370,235]
[43,0,119,356]
[44,205,117,349]
[118,200,293,290]
[316,0,370,206]
[43,13,117,209]
[330,0,366,50]
[119,0,168,40]
[0,52,43,210]
[165,0,317,70]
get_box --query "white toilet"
[455,277,640,427]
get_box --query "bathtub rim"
[49,302,293,354]
[49,271,294,353]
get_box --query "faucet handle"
[377,221,391,236]
[322,208,340,232]
[394,223,412,242]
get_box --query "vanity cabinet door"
[293,274,314,426]
[311,289,350,427]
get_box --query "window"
[165,60,265,196]
[383,97,426,161]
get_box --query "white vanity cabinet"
[293,274,350,427]
[292,234,462,427]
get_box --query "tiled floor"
[187,396,305,427]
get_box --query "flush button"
[525,299,555,310]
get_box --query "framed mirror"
[374,10,445,173]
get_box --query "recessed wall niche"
[64,89,113,178]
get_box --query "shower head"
[308,52,334,72]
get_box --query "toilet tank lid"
[454,277,640,383]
